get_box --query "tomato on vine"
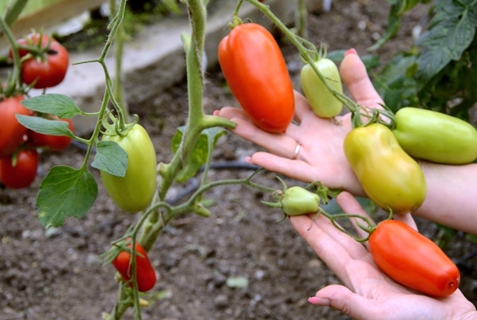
[343,123,426,214]
[369,220,460,298]
[12,34,69,89]
[0,149,39,189]
[100,124,157,213]
[300,57,343,118]
[218,22,294,133]
[0,95,31,157]
[111,239,157,292]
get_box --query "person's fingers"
[248,152,318,183]
[293,91,315,124]
[336,192,375,241]
[215,106,248,121]
[309,284,382,320]
[340,49,383,109]
[290,215,356,279]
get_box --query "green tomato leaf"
[415,0,477,86]
[91,141,128,177]
[21,94,83,118]
[16,115,75,137]
[37,166,98,228]
[171,126,226,183]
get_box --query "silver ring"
[292,143,301,160]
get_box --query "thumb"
[308,284,379,320]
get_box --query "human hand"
[290,192,477,320]
[215,49,382,195]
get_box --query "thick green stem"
[295,0,308,38]
[0,16,22,96]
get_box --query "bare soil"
[1,1,476,319]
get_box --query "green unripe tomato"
[300,58,343,118]
[281,186,320,216]
[100,124,157,213]
[393,107,477,164]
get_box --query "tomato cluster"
[0,100,74,189]
[0,33,72,189]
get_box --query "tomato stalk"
[0,16,23,96]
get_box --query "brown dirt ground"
[1,1,476,319]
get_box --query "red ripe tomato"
[19,35,69,89]
[28,116,74,151]
[112,239,157,292]
[0,149,39,189]
[9,34,55,59]
[369,220,460,298]
[0,96,31,157]
[218,23,294,133]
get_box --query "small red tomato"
[28,116,74,151]
[112,239,157,292]
[0,149,39,189]
[369,220,460,298]
[0,95,31,157]
[218,23,294,133]
[19,35,69,89]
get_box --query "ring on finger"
[292,143,301,160]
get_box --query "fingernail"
[213,110,220,116]
[344,48,357,56]
[308,297,331,306]
[245,156,252,163]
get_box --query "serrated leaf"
[226,276,248,288]
[16,115,75,137]
[91,141,128,177]
[172,126,226,182]
[415,0,477,86]
[37,166,98,228]
[21,94,83,118]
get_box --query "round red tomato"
[0,149,39,189]
[9,34,55,60]
[0,96,31,157]
[20,36,69,89]
[28,116,74,151]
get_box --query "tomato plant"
[0,95,31,157]
[300,58,343,118]
[28,116,74,151]
[369,220,460,298]
[17,34,69,89]
[218,22,294,133]
[112,239,157,292]
[392,107,477,165]
[0,149,39,189]
[100,124,157,213]
[343,123,426,214]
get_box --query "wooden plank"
[1,0,105,49]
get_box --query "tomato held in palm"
[300,58,343,118]
[281,186,320,216]
[100,124,157,213]
[0,149,39,189]
[28,116,74,151]
[343,123,426,214]
[0,96,31,157]
[218,22,294,133]
[369,220,460,298]
[20,35,69,89]
[393,107,477,165]
[112,239,157,292]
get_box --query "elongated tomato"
[369,220,460,298]
[218,23,294,133]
